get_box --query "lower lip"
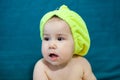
[50,56,58,61]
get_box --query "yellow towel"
[40,5,90,56]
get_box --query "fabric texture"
[40,5,90,56]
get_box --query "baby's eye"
[43,37,49,41]
[57,37,65,41]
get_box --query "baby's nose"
[49,42,57,49]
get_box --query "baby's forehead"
[44,29,72,35]
[44,21,70,31]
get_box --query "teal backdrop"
[0,0,120,80]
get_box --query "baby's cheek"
[42,45,47,54]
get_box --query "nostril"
[49,44,57,49]
[49,46,55,49]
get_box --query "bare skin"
[33,17,96,80]
[33,56,96,80]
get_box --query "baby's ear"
[73,54,80,57]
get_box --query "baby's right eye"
[43,37,49,41]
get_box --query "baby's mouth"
[49,53,58,57]
[49,53,59,60]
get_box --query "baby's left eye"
[57,37,64,41]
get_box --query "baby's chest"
[47,68,83,80]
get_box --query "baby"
[33,5,96,80]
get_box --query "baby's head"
[40,5,90,56]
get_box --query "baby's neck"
[43,59,71,71]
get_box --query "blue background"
[0,0,120,80]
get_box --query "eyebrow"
[43,33,68,36]
[43,34,50,36]
[56,33,69,37]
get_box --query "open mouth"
[49,53,59,58]
[49,53,59,60]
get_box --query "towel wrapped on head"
[40,5,90,56]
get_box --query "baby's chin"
[44,58,68,69]
[46,59,62,66]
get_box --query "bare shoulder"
[33,58,46,74]
[73,56,97,80]
[73,56,91,67]
[33,59,48,80]
[33,59,44,75]
[74,57,92,73]
[34,59,44,68]
[78,57,91,67]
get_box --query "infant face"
[42,17,74,66]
